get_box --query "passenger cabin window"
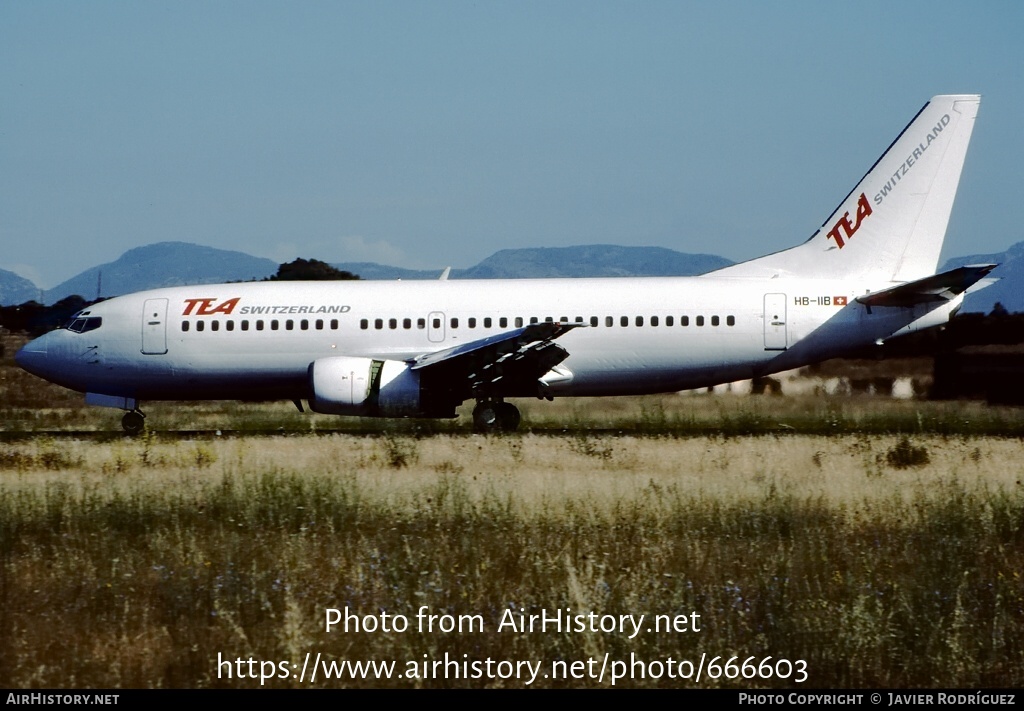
[181,321,189,332]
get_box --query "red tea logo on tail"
[826,193,872,249]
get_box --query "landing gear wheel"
[472,401,500,432]
[495,401,521,432]
[122,410,146,436]
[472,401,521,433]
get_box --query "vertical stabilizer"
[709,95,980,282]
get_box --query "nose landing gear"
[121,409,146,435]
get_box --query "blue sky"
[2,0,1022,288]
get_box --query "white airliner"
[17,94,995,434]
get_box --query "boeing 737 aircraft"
[17,95,994,434]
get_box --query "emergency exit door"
[427,311,445,343]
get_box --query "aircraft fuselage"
[15,275,957,404]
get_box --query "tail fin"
[709,94,980,282]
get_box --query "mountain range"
[334,245,731,281]
[1,240,1020,312]
[5,242,734,305]
[0,268,38,305]
[39,243,279,304]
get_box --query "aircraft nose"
[15,336,49,377]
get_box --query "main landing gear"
[121,409,146,435]
[472,399,521,433]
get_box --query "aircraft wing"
[856,264,998,308]
[410,321,584,399]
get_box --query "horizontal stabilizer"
[856,264,997,308]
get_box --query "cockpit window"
[63,317,103,334]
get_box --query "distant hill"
[334,245,733,280]
[941,240,1024,314]
[0,268,39,306]
[45,242,278,303]
[460,245,732,278]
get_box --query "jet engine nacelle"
[308,356,422,416]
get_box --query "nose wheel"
[472,400,521,433]
[121,410,146,435]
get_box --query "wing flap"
[410,321,582,370]
[411,321,584,400]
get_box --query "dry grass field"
[1,432,1022,688]
[1,333,1022,688]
